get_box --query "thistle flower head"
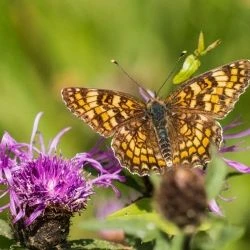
[0,112,124,249]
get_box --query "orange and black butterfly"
[62,60,250,176]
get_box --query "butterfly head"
[146,99,166,121]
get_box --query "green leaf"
[0,219,13,239]
[173,55,201,84]
[68,239,131,250]
[205,153,228,200]
[0,237,15,250]
[191,231,212,250]
[82,214,179,242]
[170,234,188,250]
[108,198,152,218]
[154,233,170,249]
[125,234,156,250]
[197,31,205,55]
[192,220,244,250]
[81,198,179,242]
[173,33,221,85]
[81,217,158,242]
[201,39,221,56]
[208,223,244,249]
[108,198,179,236]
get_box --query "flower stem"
[182,234,192,250]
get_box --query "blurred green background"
[0,0,250,249]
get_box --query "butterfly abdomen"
[157,128,172,167]
[148,101,172,167]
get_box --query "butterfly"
[61,60,250,176]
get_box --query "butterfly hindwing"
[167,60,250,118]
[167,111,222,167]
[62,88,145,137]
[112,118,166,175]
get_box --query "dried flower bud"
[13,208,70,250]
[156,167,207,233]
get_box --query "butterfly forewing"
[112,119,166,175]
[167,60,250,118]
[62,88,145,137]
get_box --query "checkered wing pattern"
[167,112,222,167]
[167,60,250,118]
[112,119,166,175]
[62,60,250,175]
[61,88,145,137]
[165,60,250,167]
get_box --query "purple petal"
[75,153,104,172]
[1,132,17,146]
[223,128,250,140]
[90,171,123,197]
[209,199,224,216]
[29,112,44,155]
[9,190,21,220]
[12,209,25,223]
[0,203,10,213]
[3,167,13,185]
[223,118,242,131]
[220,143,249,153]
[223,158,250,173]
[25,205,45,226]
[87,146,123,175]
[38,132,46,153]
[220,145,239,153]
[48,127,71,155]
[1,133,30,160]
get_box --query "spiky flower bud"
[12,207,71,250]
[156,167,207,233]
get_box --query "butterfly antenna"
[111,59,153,101]
[156,50,187,96]
[111,59,142,88]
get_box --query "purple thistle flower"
[220,119,250,173]
[0,112,124,249]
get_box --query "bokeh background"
[0,0,250,249]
